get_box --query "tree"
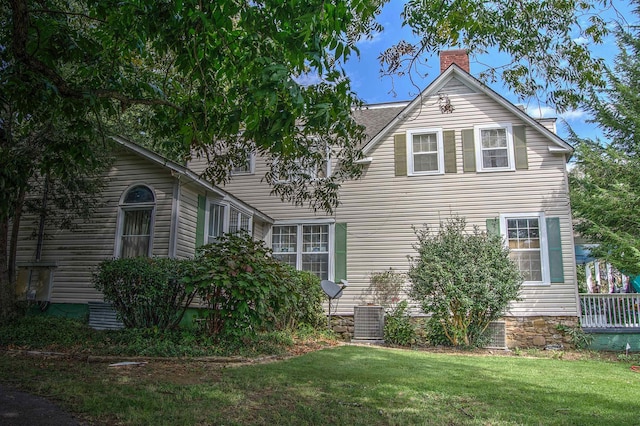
[380,0,612,110]
[408,217,523,347]
[569,1,640,275]
[1,0,383,321]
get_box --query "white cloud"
[560,109,589,121]
[524,106,588,122]
[356,31,383,46]
[293,73,323,86]
[573,36,589,45]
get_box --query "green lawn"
[1,345,639,425]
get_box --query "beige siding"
[175,182,200,259]
[16,149,177,303]
[196,89,577,317]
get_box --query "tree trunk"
[0,217,17,323]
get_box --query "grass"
[0,315,316,357]
[1,345,639,425]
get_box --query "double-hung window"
[475,123,515,171]
[500,213,550,285]
[231,152,255,175]
[407,128,444,175]
[272,143,331,183]
[206,201,252,244]
[272,223,332,280]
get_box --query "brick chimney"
[440,49,470,73]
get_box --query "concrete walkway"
[0,384,80,425]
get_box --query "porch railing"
[579,294,640,328]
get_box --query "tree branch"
[9,0,182,111]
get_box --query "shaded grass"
[1,345,639,425]
[0,315,312,357]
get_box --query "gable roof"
[111,136,273,224]
[360,65,573,156]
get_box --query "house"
[15,50,579,348]
[14,138,273,320]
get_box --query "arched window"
[117,185,155,258]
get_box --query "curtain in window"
[120,209,152,258]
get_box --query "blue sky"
[342,0,633,141]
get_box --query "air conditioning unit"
[353,306,384,340]
[15,264,55,302]
[484,321,507,349]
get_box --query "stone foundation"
[505,316,579,349]
[328,314,580,349]
[329,315,355,340]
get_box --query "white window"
[272,223,333,280]
[231,152,255,175]
[116,185,155,258]
[475,123,515,171]
[407,128,444,175]
[205,200,252,244]
[500,213,550,285]
[272,144,331,183]
[207,202,226,243]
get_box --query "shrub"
[408,216,523,347]
[93,257,195,330]
[383,301,416,346]
[363,268,405,310]
[286,269,326,329]
[185,232,300,341]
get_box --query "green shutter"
[195,195,206,248]
[546,217,564,283]
[394,134,407,176]
[334,223,347,283]
[486,218,500,236]
[443,130,457,173]
[462,129,476,172]
[513,125,528,170]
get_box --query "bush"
[363,268,405,309]
[185,232,301,341]
[408,216,523,348]
[93,257,195,330]
[383,301,416,346]
[286,269,326,329]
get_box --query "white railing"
[579,294,640,328]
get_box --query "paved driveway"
[0,384,80,425]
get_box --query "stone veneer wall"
[329,314,580,349]
[329,315,355,340]
[505,316,579,349]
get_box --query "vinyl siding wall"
[15,149,176,303]
[175,182,200,259]
[190,89,578,317]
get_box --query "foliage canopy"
[569,1,640,275]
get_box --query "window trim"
[272,144,332,183]
[203,198,253,244]
[499,212,550,286]
[474,123,516,172]
[406,128,444,175]
[271,222,335,281]
[230,152,255,176]
[114,184,156,258]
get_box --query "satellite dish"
[321,280,348,330]
[321,280,344,299]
